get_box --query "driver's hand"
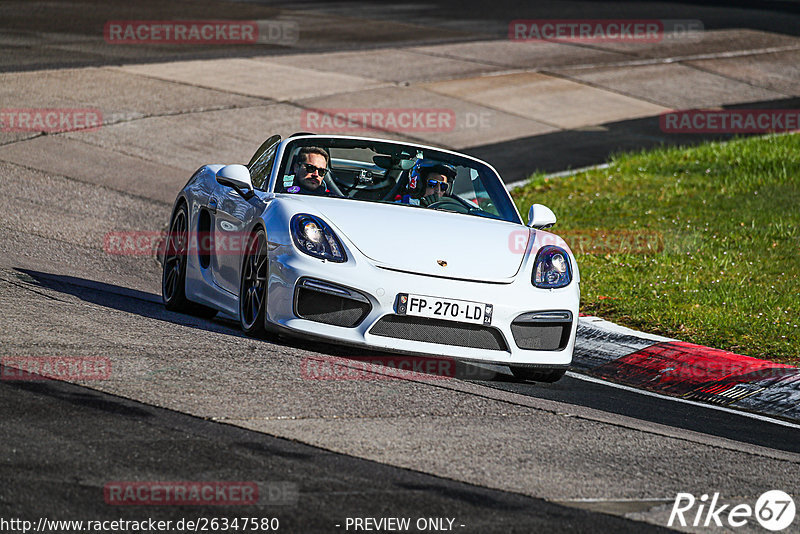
[420,194,439,207]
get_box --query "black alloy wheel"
[239,229,269,336]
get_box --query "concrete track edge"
[573,315,800,424]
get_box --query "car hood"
[286,196,528,281]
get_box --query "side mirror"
[216,165,254,199]
[527,204,557,229]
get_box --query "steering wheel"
[426,197,473,214]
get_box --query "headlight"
[290,214,347,263]
[532,246,572,289]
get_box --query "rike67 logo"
[669,490,795,531]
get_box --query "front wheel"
[510,367,567,383]
[239,229,269,337]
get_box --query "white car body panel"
[275,195,526,281]
[171,135,580,369]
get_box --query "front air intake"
[294,279,371,328]
[510,311,573,351]
[369,315,509,351]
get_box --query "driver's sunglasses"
[299,162,328,176]
[427,179,449,192]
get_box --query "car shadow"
[14,268,504,382]
[16,268,249,338]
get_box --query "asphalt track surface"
[1,372,669,533]
[2,1,800,532]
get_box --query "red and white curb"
[574,316,800,424]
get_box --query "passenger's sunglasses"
[299,162,328,176]
[427,179,449,192]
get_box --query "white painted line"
[579,315,676,342]
[506,163,610,191]
[556,497,674,503]
[566,371,800,430]
[553,44,800,71]
[545,163,611,179]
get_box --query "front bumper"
[266,249,578,367]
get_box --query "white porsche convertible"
[162,134,579,382]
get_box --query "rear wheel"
[510,367,567,383]
[239,229,269,337]
[161,203,217,318]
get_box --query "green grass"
[512,133,800,365]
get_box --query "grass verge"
[512,133,800,365]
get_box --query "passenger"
[396,160,457,207]
[285,147,338,196]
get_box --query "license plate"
[396,293,493,326]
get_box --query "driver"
[284,146,338,196]
[396,159,456,207]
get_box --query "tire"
[239,228,269,337]
[161,203,217,319]
[510,367,567,383]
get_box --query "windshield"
[271,137,521,224]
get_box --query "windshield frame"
[266,134,523,225]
